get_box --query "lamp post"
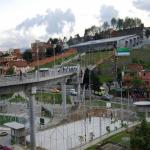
[53,44,56,76]
[121,81,123,121]
[36,43,40,80]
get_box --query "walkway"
[0,68,77,87]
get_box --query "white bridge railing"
[0,67,78,87]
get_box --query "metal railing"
[0,68,78,87]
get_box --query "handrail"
[0,68,78,87]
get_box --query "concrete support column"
[77,82,81,103]
[61,81,67,115]
[28,87,36,150]
[77,64,81,103]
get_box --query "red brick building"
[31,40,52,61]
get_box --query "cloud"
[99,5,119,23]
[0,30,35,49]
[0,8,75,49]
[16,8,75,35]
[133,0,150,12]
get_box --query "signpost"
[116,47,130,56]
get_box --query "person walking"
[19,70,23,81]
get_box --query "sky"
[0,0,150,50]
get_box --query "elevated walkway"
[0,68,78,94]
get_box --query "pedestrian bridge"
[0,68,79,94]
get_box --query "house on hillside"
[11,49,22,59]
[140,70,150,97]
[122,64,150,99]
[1,60,33,75]
[122,64,143,86]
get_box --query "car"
[101,94,113,101]
[69,89,77,96]
[50,88,60,93]
[0,132,8,136]
[0,144,12,150]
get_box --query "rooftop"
[134,101,150,106]
[70,34,137,48]
[4,122,25,130]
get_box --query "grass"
[40,53,77,68]
[35,92,71,104]
[68,50,113,67]
[105,131,130,148]
[0,115,25,125]
[86,131,130,150]
[0,93,13,100]
[89,100,128,109]
[90,48,150,83]
[9,95,26,103]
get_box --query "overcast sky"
[0,0,150,49]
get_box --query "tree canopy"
[130,119,150,150]
[22,49,32,62]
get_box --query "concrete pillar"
[145,110,148,119]
[61,81,67,115]
[26,87,36,150]
[77,82,81,103]
[77,64,81,103]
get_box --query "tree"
[134,17,142,27]
[117,18,123,30]
[102,21,110,31]
[94,32,103,40]
[131,77,144,89]
[111,17,117,29]
[145,29,150,39]
[67,36,74,45]
[22,49,32,62]
[130,119,150,150]
[117,68,122,83]
[83,68,90,89]
[91,70,102,92]
[84,25,100,37]
[46,47,53,57]
[75,34,82,43]
[55,44,62,54]
[6,67,14,75]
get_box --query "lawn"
[0,115,25,125]
[89,100,128,109]
[68,50,113,67]
[0,93,13,100]
[35,92,71,104]
[40,53,76,68]
[9,95,26,103]
[86,131,130,150]
[96,48,150,82]
[105,131,130,148]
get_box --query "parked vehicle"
[101,94,113,101]
[94,86,105,96]
[0,132,8,136]
[69,89,77,96]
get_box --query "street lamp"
[121,81,123,121]
[36,41,40,80]
[53,44,56,68]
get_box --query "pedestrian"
[19,70,23,80]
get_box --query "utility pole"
[121,81,123,121]
[36,41,40,80]
[25,87,36,150]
